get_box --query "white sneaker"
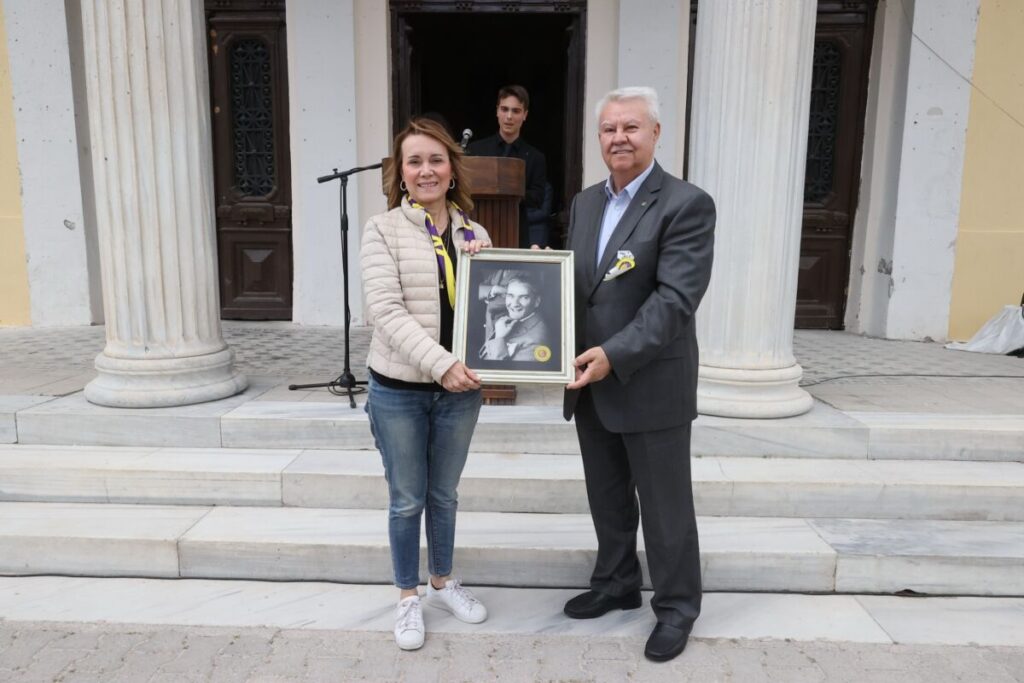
[394,595,425,651]
[426,578,488,624]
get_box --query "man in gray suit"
[562,87,715,662]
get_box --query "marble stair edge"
[9,398,1024,461]
[0,502,1021,596]
[0,447,1022,521]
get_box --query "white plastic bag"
[946,305,1024,354]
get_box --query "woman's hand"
[441,361,481,392]
[460,239,489,255]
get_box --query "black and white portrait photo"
[453,249,575,383]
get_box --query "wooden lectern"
[380,156,526,404]
[461,156,526,247]
[463,156,525,405]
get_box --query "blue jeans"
[366,377,482,589]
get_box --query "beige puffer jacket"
[361,198,490,384]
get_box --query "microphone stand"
[288,162,382,408]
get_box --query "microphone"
[460,129,473,150]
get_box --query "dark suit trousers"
[574,388,702,629]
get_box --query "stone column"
[689,0,816,418]
[80,0,247,408]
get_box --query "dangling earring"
[400,181,408,192]
[449,178,456,190]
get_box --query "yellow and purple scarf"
[408,197,475,308]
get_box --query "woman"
[361,117,491,651]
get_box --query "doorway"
[390,2,587,244]
[205,0,293,320]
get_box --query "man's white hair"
[595,86,661,125]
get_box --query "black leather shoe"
[563,590,642,619]
[644,622,691,662]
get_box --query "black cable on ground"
[800,372,1024,388]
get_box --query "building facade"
[1,0,1021,411]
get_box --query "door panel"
[796,236,850,322]
[218,230,291,303]
[207,4,292,319]
[796,3,875,328]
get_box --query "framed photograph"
[453,248,575,384]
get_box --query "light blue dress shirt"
[595,161,656,267]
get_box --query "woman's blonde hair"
[385,117,474,212]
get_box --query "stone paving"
[0,621,1022,683]
[1,323,1022,413]
[0,323,373,385]
[2,323,1022,383]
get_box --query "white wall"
[848,0,980,340]
[3,0,100,325]
[845,0,914,336]
[617,0,689,177]
[583,1,619,187]
[584,0,690,187]
[884,0,979,340]
[64,0,103,324]
[287,0,362,326]
[352,0,390,327]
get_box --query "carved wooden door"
[796,2,875,328]
[206,2,292,319]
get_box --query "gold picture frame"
[452,248,576,384]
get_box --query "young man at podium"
[467,85,550,247]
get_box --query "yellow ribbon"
[431,233,457,309]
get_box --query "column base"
[85,346,248,408]
[697,363,813,418]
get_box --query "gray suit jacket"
[563,162,715,432]
[480,313,550,361]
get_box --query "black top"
[370,229,459,393]
[438,230,457,353]
[467,134,547,248]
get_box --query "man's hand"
[566,346,611,390]
[492,316,517,340]
[441,361,481,392]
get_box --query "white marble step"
[0,501,1021,596]
[2,444,1023,522]
[0,445,300,507]
[0,395,51,443]
[14,394,1024,461]
[1,576,1022,647]
[284,450,1024,521]
[2,445,1023,522]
